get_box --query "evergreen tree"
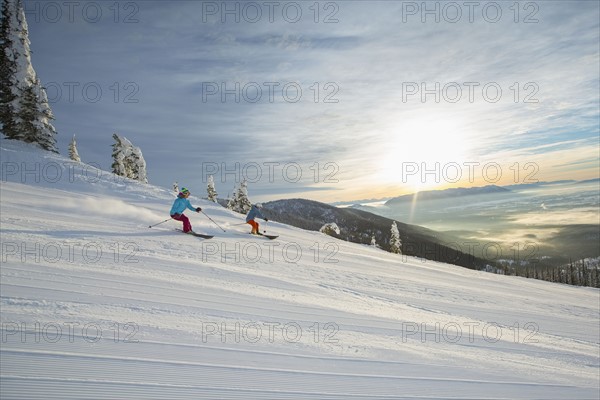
[16,84,38,142]
[0,0,17,136]
[390,221,402,254]
[227,180,252,213]
[111,133,148,183]
[320,222,340,236]
[581,260,589,287]
[226,188,235,211]
[68,134,81,162]
[370,235,377,247]
[128,144,148,183]
[569,261,576,285]
[111,133,130,178]
[173,182,179,193]
[0,0,57,151]
[207,175,218,202]
[238,180,252,212]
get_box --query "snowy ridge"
[1,139,599,399]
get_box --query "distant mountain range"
[333,179,599,207]
[262,198,487,270]
[384,185,509,205]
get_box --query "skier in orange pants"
[246,203,268,235]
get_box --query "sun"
[378,114,472,192]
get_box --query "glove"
[196,207,202,212]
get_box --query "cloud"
[26,0,600,201]
[511,208,600,226]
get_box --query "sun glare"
[379,115,471,192]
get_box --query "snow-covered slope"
[1,139,599,399]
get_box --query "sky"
[22,0,600,203]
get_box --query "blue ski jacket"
[170,196,196,215]
[246,205,265,222]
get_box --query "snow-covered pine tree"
[111,133,148,183]
[111,133,130,178]
[0,0,17,136]
[237,180,252,213]
[207,175,218,202]
[128,144,148,183]
[226,188,235,210]
[68,135,81,162]
[320,222,340,236]
[390,221,402,254]
[16,84,38,142]
[371,235,378,247]
[173,182,179,193]
[227,180,252,213]
[0,0,57,151]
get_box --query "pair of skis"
[250,232,279,240]
[175,229,278,240]
[175,229,214,239]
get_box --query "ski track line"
[1,349,587,398]
[1,263,320,306]
[0,376,531,400]
[0,282,417,333]
[7,328,591,386]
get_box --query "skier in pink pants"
[170,187,201,233]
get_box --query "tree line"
[492,259,600,288]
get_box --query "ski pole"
[202,211,226,232]
[149,218,171,228]
[263,219,269,233]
